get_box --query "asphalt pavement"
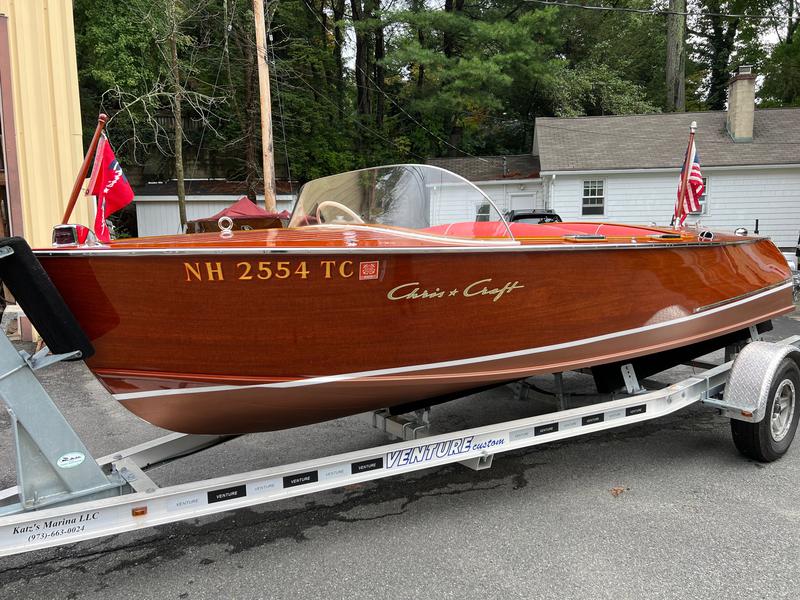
[1,313,800,599]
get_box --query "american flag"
[674,136,705,226]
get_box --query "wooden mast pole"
[62,113,107,224]
[253,0,277,211]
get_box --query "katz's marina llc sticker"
[5,511,104,547]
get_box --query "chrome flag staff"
[86,135,134,242]
[673,121,705,227]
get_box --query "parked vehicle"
[504,209,562,224]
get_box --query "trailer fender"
[724,341,800,423]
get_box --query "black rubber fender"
[0,237,94,360]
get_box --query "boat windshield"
[288,164,513,239]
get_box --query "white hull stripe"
[114,281,793,402]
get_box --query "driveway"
[1,314,800,599]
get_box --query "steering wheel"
[316,201,365,224]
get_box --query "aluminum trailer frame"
[0,331,799,557]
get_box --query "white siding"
[430,180,543,224]
[549,167,800,249]
[430,185,485,224]
[135,195,295,237]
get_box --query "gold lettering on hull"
[387,279,524,302]
[184,262,203,282]
[463,279,525,302]
[206,262,224,281]
[387,282,446,300]
[182,259,369,282]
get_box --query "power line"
[304,4,491,162]
[191,1,234,177]
[524,0,782,21]
[273,57,428,161]
[267,29,293,186]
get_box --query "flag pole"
[62,114,107,224]
[675,120,696,228]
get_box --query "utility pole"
[253,0,277,211]
[665,0,686,112]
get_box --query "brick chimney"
[726,65,755,142]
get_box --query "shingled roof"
[535,108,800,173]
[426,154,540,181]
[134,179,297,196]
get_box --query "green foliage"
[761,34,800,106]
[73,0,800,185]
[547,63,659,117]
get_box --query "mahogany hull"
[36,235,794,434]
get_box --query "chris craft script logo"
[387,278,524,303]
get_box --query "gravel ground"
[0,313,799,599]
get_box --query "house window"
[582,180,604,216]
[476,203,491,222]
[689,177,709,215]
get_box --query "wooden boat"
[34,165,794,434]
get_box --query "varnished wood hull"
[36,230,794,434]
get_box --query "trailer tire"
[730,358,800,462]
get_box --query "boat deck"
[69,222,743,251]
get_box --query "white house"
[425,155,541,222]
[533,68,800,250]
[134,180,296,237]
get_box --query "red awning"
[191,197,291,222]
[208,197,270,220]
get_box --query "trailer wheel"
[731,358,800,462]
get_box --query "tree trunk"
[374,0,385,128]
[441,0,464,147]
[332,0,346,112]
[442,0,464,59]
[701,0,739,111]
[410,0,425,89]
[244,41,261,200]
[223,0,245,129]
[168,12,187,231]
[232,15,261,200]
[443,0,454,58]
[665,0,686,112]
[351,0,371,117]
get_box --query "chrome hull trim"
[694,280,792,313]
[37,238,760,258]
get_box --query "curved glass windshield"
[288,164,513,239]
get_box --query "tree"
[73,0,798,194]
[760,0,800,104]
[689,0,776,109]
[762,34,800,104]
[666,0,686,111]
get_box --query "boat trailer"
[0,323,799,556]
[0,236,798,557]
